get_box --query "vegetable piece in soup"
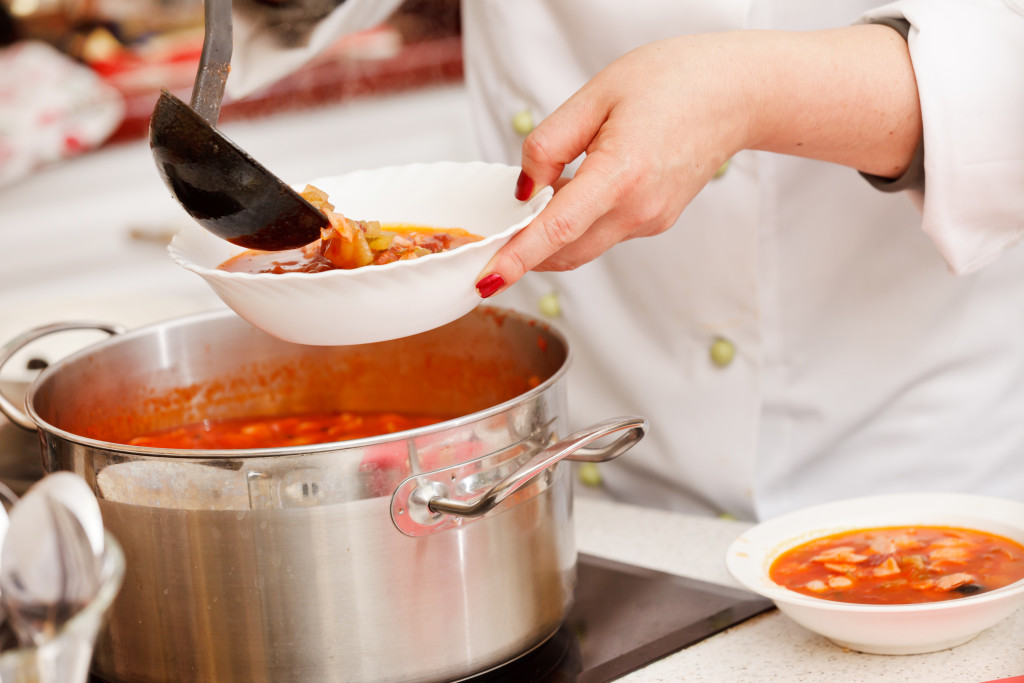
[218,185,483,273]
[769,526,1024,605]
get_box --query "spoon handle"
[191,0,233,126]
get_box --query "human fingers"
[529,209,638,272]
[512,85,611,202]
[530,170,684,272]
[477,150,635,297]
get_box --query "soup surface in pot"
[128,411,445,449]
[35,306,560,449]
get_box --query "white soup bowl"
[169,161,553,346]
[726,493,1024,655]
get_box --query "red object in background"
[981,677,1024,682]
[96,25,463,145]
[88,38,203,80]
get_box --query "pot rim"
[24,307,573,460]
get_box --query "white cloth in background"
[0,41,124,188]
[228,1,398,98]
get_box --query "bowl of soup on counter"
[168,161,553,346]
[726,493,1024,655]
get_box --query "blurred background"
[0,0,473,493]
[0,0,464,159]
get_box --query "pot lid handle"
[390,415,647,537]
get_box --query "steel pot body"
[0,307,644,683]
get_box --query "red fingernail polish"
[515,172,534,201]
[476,273,505,299]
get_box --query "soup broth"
[129,411,444,450]
[770,525,1024,605]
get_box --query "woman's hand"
[475,25,921,298]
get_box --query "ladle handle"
[192,0,233,125]
[0,322,126,431]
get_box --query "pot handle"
[0,322,127,430]
[390,415,647,537]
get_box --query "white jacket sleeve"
[862,0,1024,274]
[227,0,405,100]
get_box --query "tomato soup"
[219,225,482,274]
[128,411,444,450]
[218,184,482,274]
[769,526,1024,605]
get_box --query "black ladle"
[149,0,328,251]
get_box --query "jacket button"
[713,159,730,179]
[710,337,735,367]
[578,463,602,487]
[539,292,561,318]
[512,109,535,136]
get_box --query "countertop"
[574,497,1024,683]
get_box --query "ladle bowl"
[149,0,327,251]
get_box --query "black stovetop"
[464,553,775,682]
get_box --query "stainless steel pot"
[0,307,646,683]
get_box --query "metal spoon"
[0,473,103,647]
[0,482,17,628]
[149,0,328,251]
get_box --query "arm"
[475,24,921,296]
[747,26,920,177]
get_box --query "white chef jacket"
[229,0,1024,521]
